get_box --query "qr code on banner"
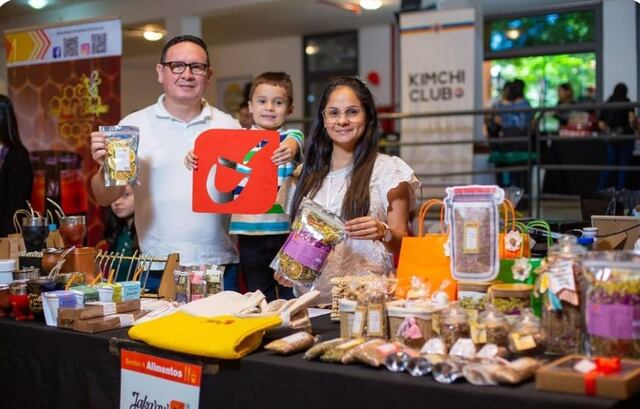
[63,36,78,57]
[91,33,107,54]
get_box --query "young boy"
[186,72,303,300]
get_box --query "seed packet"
[99,125,139,187]
[303,338,346,360]
[264,331,317,355]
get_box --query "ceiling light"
[305,44,319,55]
[360,0,382,10]
[143,30,165,42]
[505,29,520,40]
[28,0,49,9]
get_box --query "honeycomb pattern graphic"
[8,56,121,244]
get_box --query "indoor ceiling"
[1,0,596,57]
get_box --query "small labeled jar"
[457,280,492,320]
[489,283,533,316]
[508,308,546,356]
[439,304,470,349]
[474,306,510,347]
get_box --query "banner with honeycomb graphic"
[5,18,121,245]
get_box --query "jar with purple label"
[583,251,640,359]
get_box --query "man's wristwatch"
[380,222,393,244]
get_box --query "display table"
[0,315,638,409]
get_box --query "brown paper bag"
[46,230,65,249]
[0,233,26,263]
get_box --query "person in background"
[236,100,253,129]
[186,72,303,301]
[276,76,420,305]
[493,78,532,189]
[554,82,576,127]
[90,35,241,292]
[0,94,33,237]
[597,82,637,190]
[103,185,139,282]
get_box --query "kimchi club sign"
[120,349,202,409]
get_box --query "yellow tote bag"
[128,312,282,359]
[396,199,456,300]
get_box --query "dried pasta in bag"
[100,125,139,186]
[303,338,346,360]
[445,185,504,281]
[271,198,345,285]
[264,331,317,355]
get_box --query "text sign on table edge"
[192,129,279,214]
[120,349,202,409]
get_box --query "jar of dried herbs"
[458,280,492,320]
[489,283,533,316]
[474,305,510,347]
[508,308,546,356]
[583,251,640,359]
[537,235,586,355]
[439,303,470,349]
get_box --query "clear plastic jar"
[508,308,546,356]
[475,306,510,347]
[489,283,533,316]
[439,303,470,349]
[583,251,640,359]
[457,280,492,320]
[538,235,586,355]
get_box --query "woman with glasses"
[277,76,420,304]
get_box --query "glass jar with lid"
[439,303,470,349]
[475,305,510,347]
[508,308,546,356]
[583,251,640,359]
[537,235,586,355]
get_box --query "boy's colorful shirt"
[230,128,303,235]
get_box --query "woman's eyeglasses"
[322,107,363,124]
[161,61,209,76]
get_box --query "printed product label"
[282,232,331,270]
[587,302,640,340]
[463,221,479,254]
[114,147,131,171]
[367,305,384,337]
[351,306,366,338]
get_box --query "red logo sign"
[170,401,185,409]
[192,129,279,214]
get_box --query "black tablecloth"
[0,315,638,409]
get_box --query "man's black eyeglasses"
[161,61,209,75]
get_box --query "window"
[304,32,358,124]
[486,10,595,54]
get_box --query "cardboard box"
[57,299,140,320]
[57,309,148,333]
[536,355,640,400]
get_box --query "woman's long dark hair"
[291,76,380,220]
[0,94,25,149]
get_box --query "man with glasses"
[90,35,241,292]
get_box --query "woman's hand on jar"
[345,216,385,241]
